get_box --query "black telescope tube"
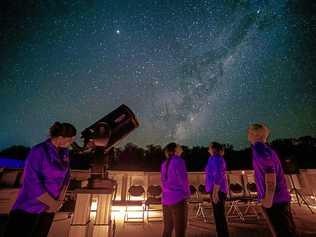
[81,104,140,150]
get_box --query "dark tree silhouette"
[0,145,30,160]
[1,136,315,170]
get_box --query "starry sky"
[0,0,315,150]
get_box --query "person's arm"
[176,160,190,198]
[160,162,165,184]
[38,192,62,212]
[205,159,211,193]
[25,147,61,212]
[212,158,225,204]
[262,173,276,208]
[212,184,220,204]
[253,144,276,208]
[50,152,72,212]
[57,168,72,205]
[43,180,68,213]
[58,151,72,201]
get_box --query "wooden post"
[92,194,112,237]
[69,189,114,237]
[69,193,92,237]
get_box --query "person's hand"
[46,199,63,213]
[261,196,273,208]
[212,190,219,204]
[212,185,220,204]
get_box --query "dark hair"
[163,142,178,180]
[164,142,177,159]
[49,122,77,138]
[209,142,223,155]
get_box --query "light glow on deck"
[90,201,162,222]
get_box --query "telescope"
[68,105,139,237]
[73,104,139,152]
[72,104,139,188]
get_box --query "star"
[0,1,314,150]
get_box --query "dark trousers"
[263,202,297,237]
[212,192,229,237]
[162,200,188,237]
[4,209,55,237]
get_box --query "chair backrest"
[228,173,245,198]
[128,185,145,198]
[129,174,146,187]
[243,173,258,197]
[147,173,160,186]
[147,185,162,197]
[18,171,24,187]
[229,183,244,194]
[198,184,208,194]
[0,169,21,188]
[246,183,257,194]
[197,184,211,202]
[189,185,197,196]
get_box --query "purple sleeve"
[263,161,275,173]
[214,157,225,185]
[160,162,166,189]
[160,163,164,183]
[23,147,47,197]
[260,153,276,174]
[253,143,275,174]
[205,159,211,192]
[176,160,190,197]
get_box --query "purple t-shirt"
[252,142,291,204]
[13,139,70,213]
[161,155,190,205]
[205,155,228,194]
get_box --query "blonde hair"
[248,123,270,142]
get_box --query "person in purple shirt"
[4,122,76,237]
[205,142,230,237]
[161,142,190,237]
[248,123,297,237]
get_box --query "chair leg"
[226,204,233,217]
[236,205,245,222]
[196,203,201,217]
[201,206,207,222]
[147,206,163,222]
[124,205,145,223]
[124,205,127,222]
[227,201,245,222]
[244,202,260,220]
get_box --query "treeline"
[72,136,316,171]
[106,136,316,171]
[1,136,316,171]
[0,145,30,160]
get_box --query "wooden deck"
[40,203,316,237]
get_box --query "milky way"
[0,0,315,149]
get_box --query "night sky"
[0,0,315,150]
